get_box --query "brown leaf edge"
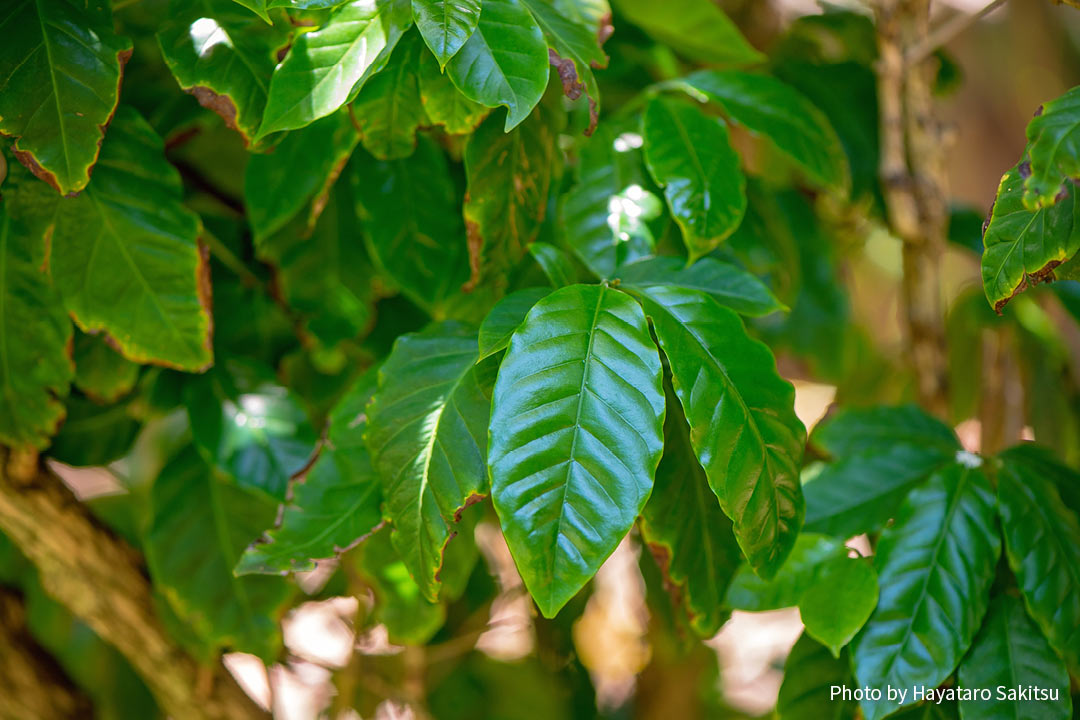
[548,49,600,136]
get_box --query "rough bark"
[0,588,93,720]
[0,450,267,720]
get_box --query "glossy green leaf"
[72,332,139,404]
[463,106,558,284]
[1024,86,1080,209]
[812,404,961,458]
[489,284,664,617]
[351,32,425,159]
[366,322,491,601]
[638,286,804,577]
[49,106,212,371]
[529,241,578,287]
[245,110,359,241]
[639,383,741,637]
[0,196,72,448]
[0,0,132,194]
[610,0,763,65]
[618,255,785,317]
[257,0,412,137]
[445,0,549,131]
[412,0,481,67]
[725,534,844,611]
[146,447,291,662]
[477,287,551,359]
[673,70,849,193]
[236,368,383,575]
[777,634,855,720]
[852,462,1000,720]
[997,447,1080,673]
[353,135,470,312]
[231,0,356,22]
[643,97,746,261]
[982,163,1080,312]
[417,48,490,133]
[560,123,653,278]
[357,527,446,644]
[957,595,1072,720]
[800,555,878,657]
[158,0,289,146]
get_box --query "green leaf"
[49,396,139,467]
[477,287,551,359]
[560,123,653,278]
[618,255,785,317]
[231,0,357,21]
[638,286,804,577]
[639,385,742,637]
[529,241,578,287]
[852,462,1000,720]
[146,447,291,662]
[72,332,139,404]
[257,0,412,137]
[417,48,490,133]
[1024,86,1080,209]
[445,0,549,131]
[957,595,1073,720]
[157,0,290,146]
[0,0,132,194]
[351,32,425,159]
[982,162,1080,312]
[412,0,481,67]
[643,97,746,262]
[0,195,72,448]
[520,0,606,133]
[366,322,491,601]
[489,284,664,617]
[49,106,212,371]
[353,136,470,312]
[812,404,961,458]
[463,106,558,285]
[672,70,849,193]
[245,110,360,242]
[725,533,844,611]
[610,0,763,65]
[997,447,1080,673]
[800,555,878,657]
[356,527,445,644]
[777,634,855,720]
[236,368,383,575]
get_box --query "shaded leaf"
[49,396,139,467]
[489,284,664,617]
[351,31,425,159]
[477,287,551,359]
[618,255,785,317]
[72,332,139,404]
[529,241,578,287]
[1024,86,1080,209]
[643,97,746,261]
[610,0,762,65]
[777,634,855,720]
[446,0,549,131]
[812,404,960,458]
[357,527,446,643]
[412,0,481,67]
[0,0,132,194]
[417,48,490,133]
[638,285,804,577]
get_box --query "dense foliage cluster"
[1,0,1079,719]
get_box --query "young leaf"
[982,162,1080,312]
[489,284,665,617]
[157,0,290,146]
[618,255,785,317]
[236,369,383,575]
[49,106,212,371]
[1024,86,1080,209]
[852,462,1000,720]
[725,534,844,612]
[366,322,491,602]
[673,70,850,193]
[257,0,412,137]
[997,448,1080,673]
[417,48,490,133]
[610,0,763,65]
[643,97,747,261]
[957,595,1072,720]
[412,0,481,67]
[639,383,742,637]
[351,32,425,160]
[0,198,73,449]
[637,286,804,578]
[356,527,446,644]
[0,0,132,194]
[800,555,878,657]
[445,0,550,131]
[477,287,552,359]
[353,136,470,313]
[146,447,292,662]
[776,634,854,720]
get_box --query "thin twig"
[905,0,1008,66]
